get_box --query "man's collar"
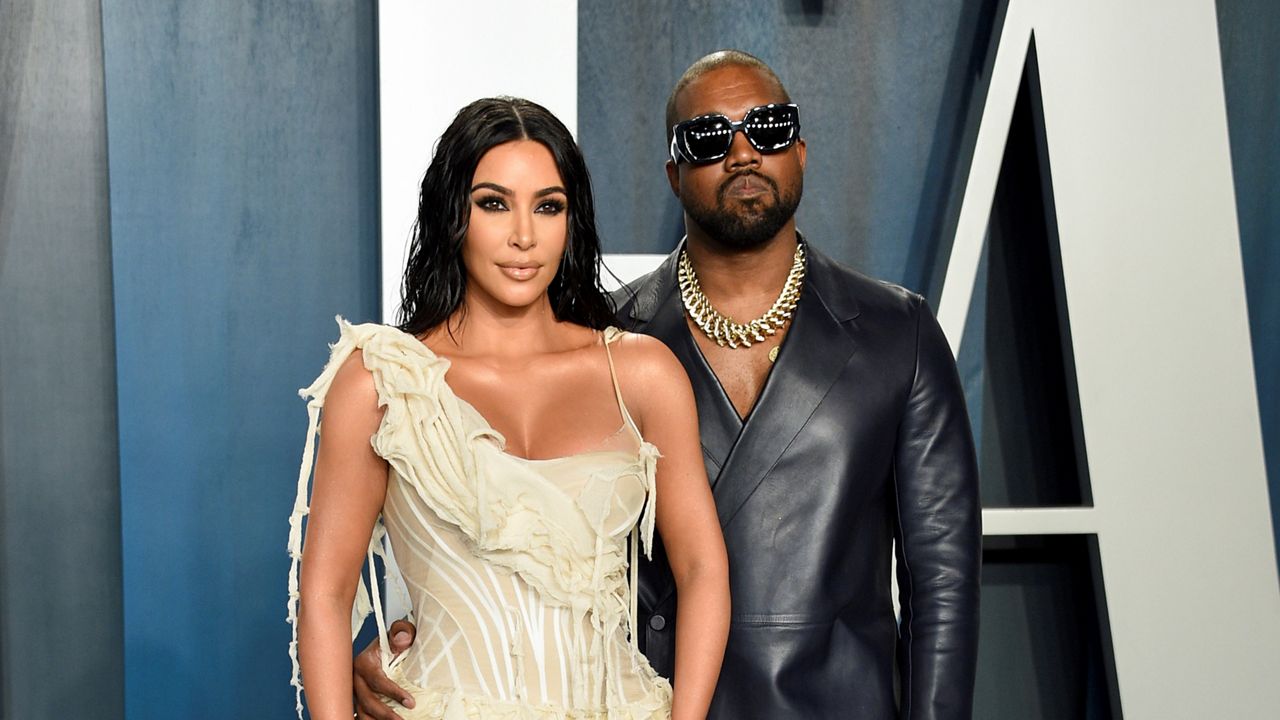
[622,243,682,325]
[801,237,862,323]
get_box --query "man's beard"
[684,170,803,251]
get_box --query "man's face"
[667,65,807,250]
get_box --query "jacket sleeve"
[892,295,982,720]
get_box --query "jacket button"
[649,614,667,631]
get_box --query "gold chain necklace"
[678,241,806,350]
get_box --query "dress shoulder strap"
[603,328,662,655]
[601,327,642,442]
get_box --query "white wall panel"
[942,1,1280,715]
[378,0,578,322]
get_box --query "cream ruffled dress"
[287,319,673,719]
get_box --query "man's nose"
[724,127,761,169]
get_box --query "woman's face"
[461,139,569,313]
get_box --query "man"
[356,50,981,719]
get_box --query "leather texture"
[612,242,982,719]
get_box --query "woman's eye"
[476,196,507,212]
[537,199,566,215]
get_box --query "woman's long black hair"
[397,97,616,336]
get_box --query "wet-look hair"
[398,96,615,336]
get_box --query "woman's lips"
[498,263,540,280]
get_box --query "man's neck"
[683,222,800,303]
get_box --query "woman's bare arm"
[620,335,730,720]
[298,352,389,720]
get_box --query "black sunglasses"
[669,103,801,164]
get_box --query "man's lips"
[722,172,774,199]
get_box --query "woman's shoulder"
[333,317,423,351]
[607,327,671,359]
[606,329,689,391]
[327,346,377,401]
[329,317,444,365]
[302,316,442,406]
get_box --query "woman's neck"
[430,293,585,358]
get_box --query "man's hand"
[353,618,417,720]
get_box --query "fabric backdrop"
[0,1,1274,717]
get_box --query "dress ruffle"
[288,318,667,718]
[344,320,655,610]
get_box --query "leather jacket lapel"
[625,242,862,526]
[711,272,858,529]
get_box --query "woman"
[287,97,729,720]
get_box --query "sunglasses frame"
[669,103,801,165]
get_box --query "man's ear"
[796,137,807,172]
[665,160,680,199]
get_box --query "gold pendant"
[768,346,780,363]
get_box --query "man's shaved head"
[665,50,792,146]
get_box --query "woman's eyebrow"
[470,182,511,195]
[535,186,567,198]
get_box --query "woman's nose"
[509,209,535,250]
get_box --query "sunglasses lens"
[744,106,799,151]
[674,105,800,163]
[680,116,735,162]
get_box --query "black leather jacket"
[613,242,981,719]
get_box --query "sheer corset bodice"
[287,319,672,719]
